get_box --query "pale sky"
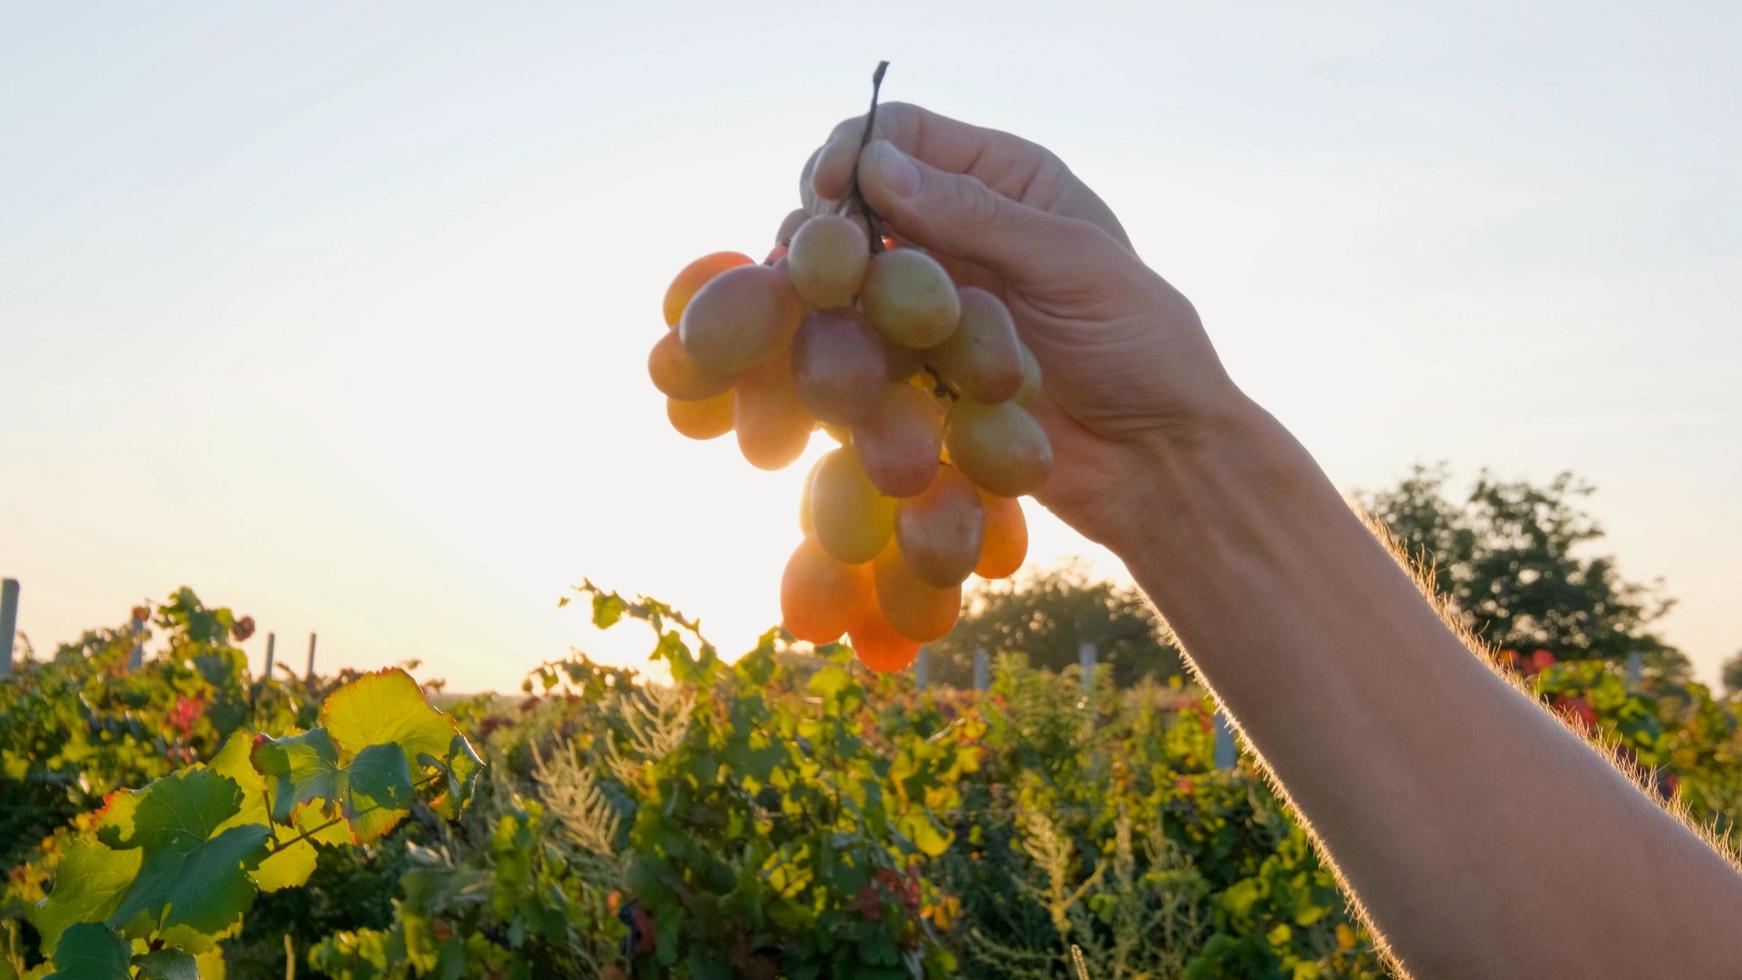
[2,2,1737,692]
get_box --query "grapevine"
[651,62,1048,673]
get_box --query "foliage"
[1723,650,1742,698]
[7,586,1742,978]
[1360,465,1687,675]
[0,590,482,978]
[928,561,1183,689]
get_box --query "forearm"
[1117,395,1742,978]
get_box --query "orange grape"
[809,448,895,564]
[975,494,1028,579]
[781,537,874,644]
[927,287,1023,403]
[734,355,813,470]
[791,308,888,425]
[895,466,984,587]
[648,328,733,400]
[666,392,733,440]
[786,214,870,309]
[663,251,753,327]
[680,264,805,375]
[944,399,1053,497]
[872,539,961,642]
[846,606,921,673]
[861,249,960,349]
[851,383,942,498]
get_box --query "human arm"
[805,103,1742,978]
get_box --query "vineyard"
[5,588,1741,979]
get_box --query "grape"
[820,421,852,444]
[927,287,1023,403]
[666,392,733,440]
[786,214,870,309]
[648,328,733,400]
[679,264,805,375]
[861,249,961,349]
[799,457,819,538]
[895,466,984,587]
[791,308,888,425]
[846,606,921,673]
[734,355,813,470]
[775,208,809,245]
[885,342,927,383]
[975,493,1028,579]
[809,448,895,564]
[781,537,874,644]
[872,539,962,642]
[851,383,942,498]
[943,400,1053,497]
[1014,342,1042,406]
[664,251,753,328]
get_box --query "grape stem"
[851,61,891,256]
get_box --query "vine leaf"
[30,838,142,957]
[345,742,417,841]
[133,948,200,980]
[210,731,323,891]
[251,727,345,824]
[43,922,130,980]
[105,767,271,940]
[322,668,481,821]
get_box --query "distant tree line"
[928,465,1696,688]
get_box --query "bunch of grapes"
[648,65,1049,673]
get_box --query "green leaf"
[592,592,627,628]
[30,838,142,956]
[210,731,319,891]
[345,742,416,842]
[44,923,130,980]
[107,768,271,938]
[251,727,344,824]
[322,669,462,770]
[133,949,200,980]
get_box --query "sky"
[1,2,1737,692]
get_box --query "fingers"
[809,102,1054,206]
[853,139,1118,288]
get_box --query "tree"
[929,560,1183,688]
[1359,464,1688,678]
[1722,651,1742,697]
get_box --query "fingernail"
[863,139,921,199]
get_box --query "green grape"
[734,354,813,470]
[851,383,942,498]
[809,448,895,564]
[648,328,733,400]
[791,308,888,425]
[943,399,1053,497]
[927,287,1023,403]
[679,264,805,375]
[895,466,985,587]
[861,248,960,349]
[786,214,869,308]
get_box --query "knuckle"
[953,175,1005,231]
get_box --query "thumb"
[856,139,1112,288]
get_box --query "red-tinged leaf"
[30,839,142,956]
[321,669,463,772]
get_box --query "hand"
[804,103,1245,548]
